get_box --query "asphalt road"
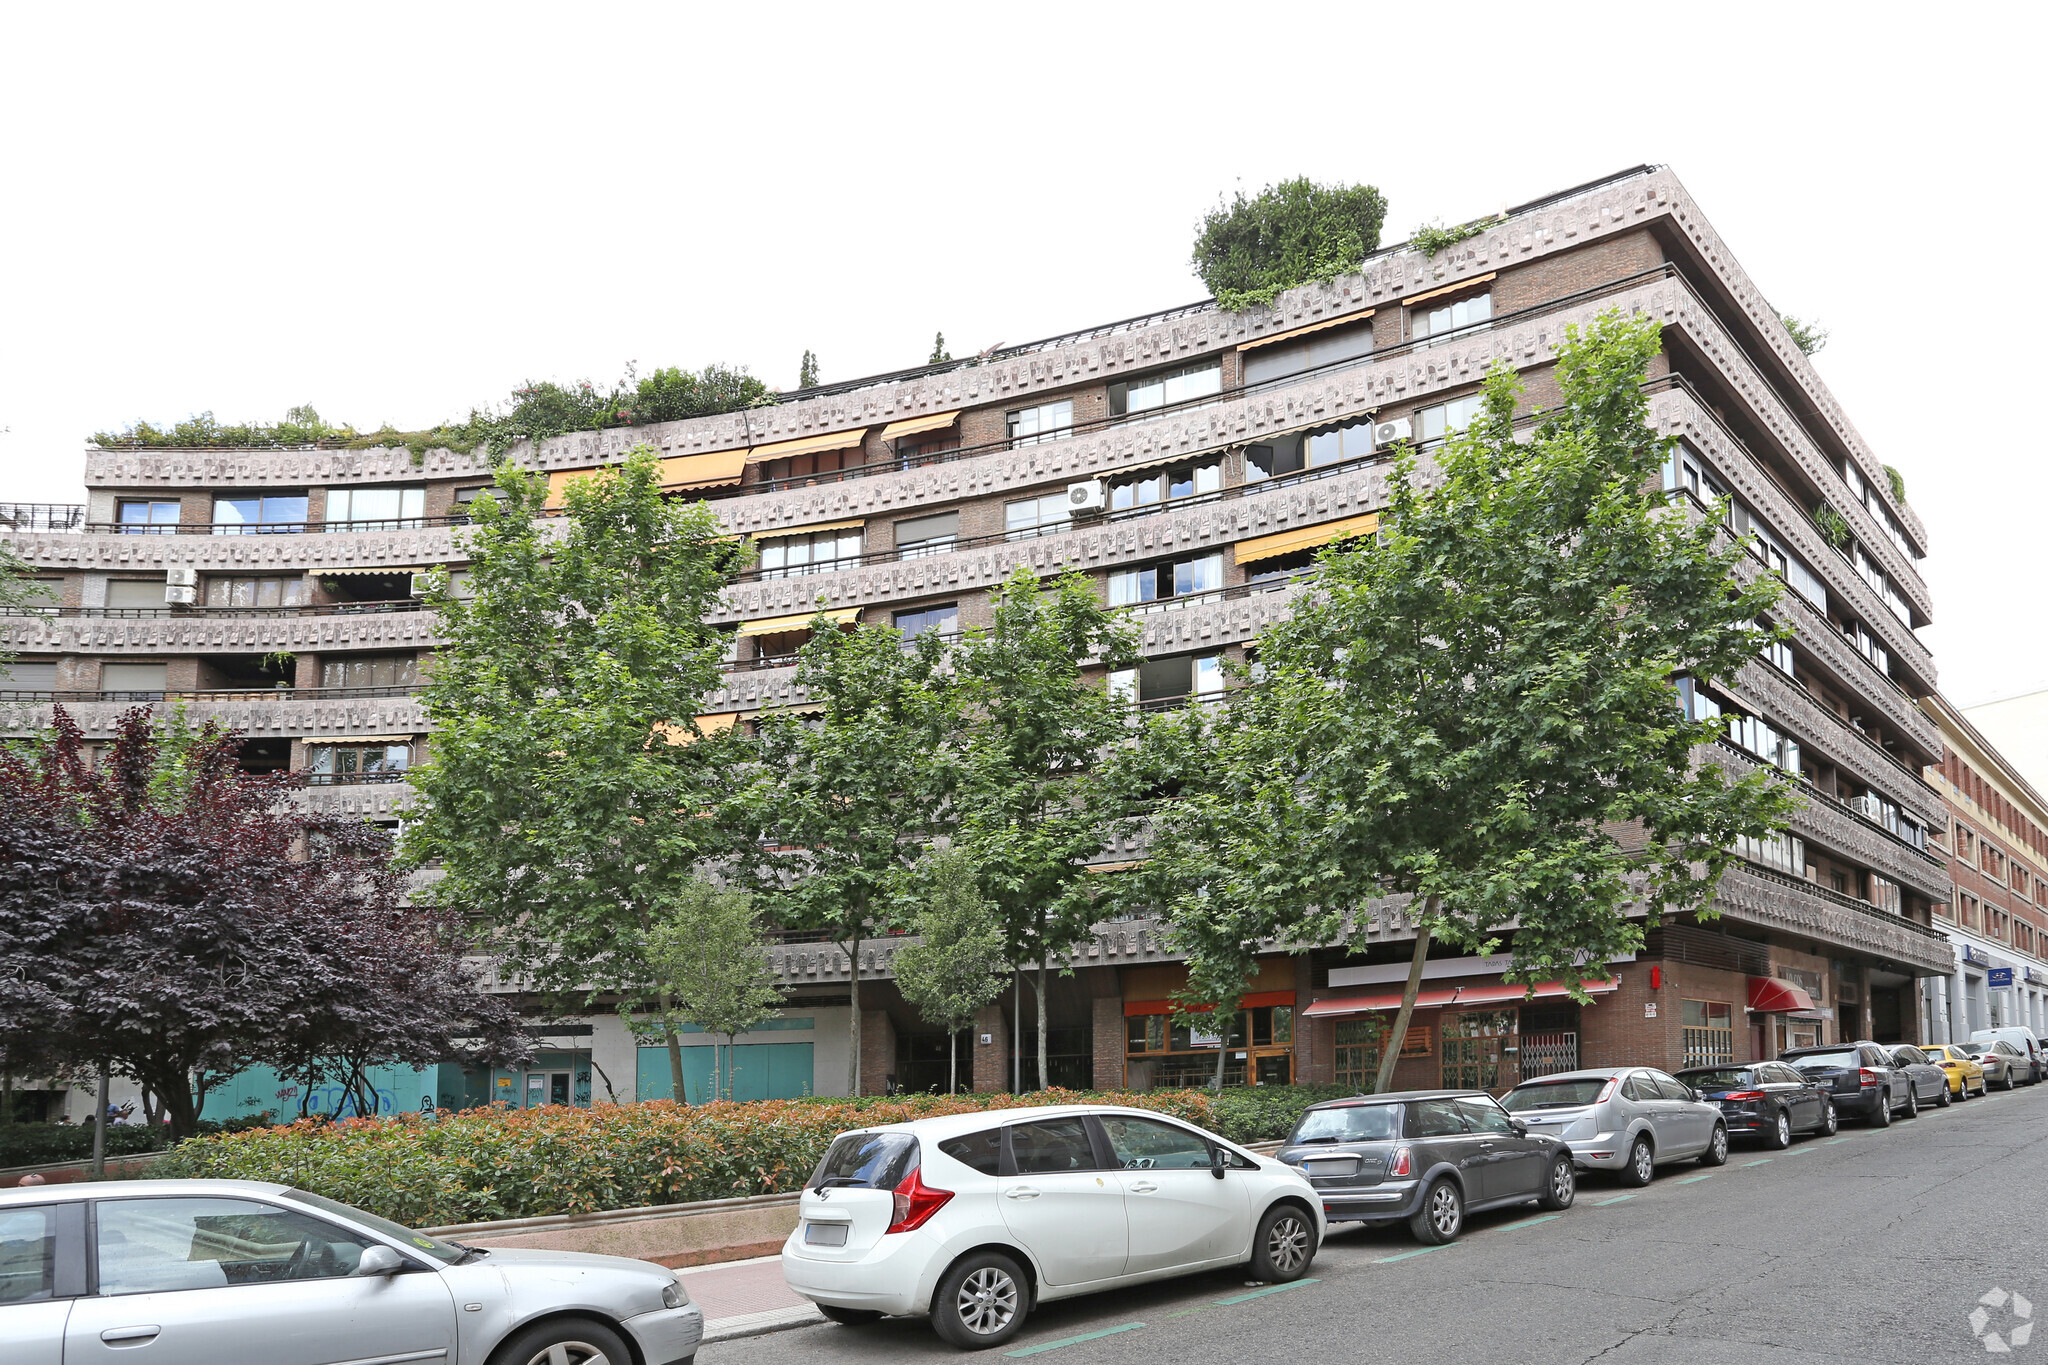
[711,1083,2048,1365]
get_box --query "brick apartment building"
[1920,694,2048,1040]
[0,165,1959,1117]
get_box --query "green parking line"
[1214,1278,1320,1306]
[1741,1159,1773,1167]
[1592,1195,1635,1206]
[1825,1137,1855,1144]
[1499,1214,1561,1230]
[1006,1323,1146,1356]
[1673,1174,1714,1185]
[1377,1246,1455,1263]
[1164,1307,1210,1318]
[1785,1148,1813,1156]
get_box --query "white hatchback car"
[0,1178,701,1365]
[781,1104,1323,1350]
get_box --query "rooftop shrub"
[1192,177,1388,312]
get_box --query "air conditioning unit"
[1373,417,1413,448]
[409,573,435,597]
[165,566,198,587]
[164,585,197,605]
[1067,480,1106,512]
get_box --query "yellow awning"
[759,518,865,540]
[320,565,427,576]
[736,605,860,637]
[879,410,961,440]
[1234,512,1380,565]
[544,447,750,509]
[652,713,738,746]
[1402,272,1496,308]
[744,427,870,463]
[1237,311,1375,352]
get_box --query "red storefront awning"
[1747,976,1816,1013]
[1301,979,1618,1019]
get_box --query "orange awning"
[545,447,749,508]
[1747,977,1816,1013]
[879,410,961,440]
[744,427,870,463]
[1237,311,1375,352]
[1233,512,1380,565]
[735,606,860,637]
[1402,272,1497,307]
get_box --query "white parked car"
[0,1178,701,1365]
[781,1104,1323,1350]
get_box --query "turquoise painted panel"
[200,1063,440,1121]
[636,1044,814,1102]
[672,1017,816,1034]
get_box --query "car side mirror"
[356,1245,405,1277]
[1210,1147,1227,1180]
[1509,1119,1528,1137]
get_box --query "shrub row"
[0,1113,276,1169]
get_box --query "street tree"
[406,445,751,1103]
[750,615,962,1096]
[1254,311,1797,1092]
[891,848,1008,1095]
[635,881,781,1102]
[950,569,1144,1092]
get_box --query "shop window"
[320,655,419,690]
[1109,459,1221,511]
[1681,1000,1734,1068]
[326,486,425,529]
[1005,493,1071,541]
[1123,1005,1293,1089]
[1411,291,1492,345]
[893,511,958,560]
[211,492,309,534]
[1107,553,1223,609]
[893,603,959,641]
[758,527,862,580]
[116,499,181,534]
[1007,399,1074,448]
[1333,1018,1429,1092]
[1108,361,1222,417]
[204,576,310,608]
[1441,1009,1518,1091]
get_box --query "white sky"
[2,3,2042,704]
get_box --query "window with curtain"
[319,655,419,690]
[204,576,310,608]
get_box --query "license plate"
[804,1222,848,1248]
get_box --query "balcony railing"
[299,770,412,786]
[83,516,479,536]
[0,503,86,533]
[4,599,428,620]
[0,683,424,705]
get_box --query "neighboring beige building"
[1965,688,2048,801]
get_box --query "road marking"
[1214,1279,1319,1305]
[1592,1195,1635,1206]
[1674,1174,1714,1185]
[1825,1137,1855,1144]
[1499,1214,1561,1231]
[1377,1246,1455,1263]
[1786,1149,1813,1156]
[1165,1307,1210,1318]
[1741,1159,1773,1167]
[1006,1323,1146,1356]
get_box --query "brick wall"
[859,1008,896,1096]
[1091,995,1125,1091]
[971,1000,1010,1093]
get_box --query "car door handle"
[1128,1181,1160,1194]
[102,1326,161,1343]
[1005,1187,1041,1200]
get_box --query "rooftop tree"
[406,446,752,1101]
[1221,310,1797,1092]
[1192,177,1388,311]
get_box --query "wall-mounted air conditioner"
[165,585,197,605]
[410,573,435,597]
[1373,418,1413,448]
[165,566,198,587]
[1067,480,1105,512]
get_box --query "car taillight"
[1388,1147,1412,1177]
[1858,1069,1882,1087]
[886,1166,954,1234]
[1721,1090,1766,1102]
[1596,1078,1620,1104]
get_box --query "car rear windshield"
[1787,1050,1861,1070]
[810,1131,919,1190]
[1502,1078,1608,1111]
[1289,1103,1402,1143]
[1680,1069,1754,1091]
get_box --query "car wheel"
[1818,1102,1839,1136]
[1619,1135,1655,1187]
[1899,1087,1918,1119]
[1409,1179,1464,1245]
[1537,1154,1576,1210]
[820,1306,885,1326]
[1935,1081,1952,1108]
[1699,1124,1729,1166]
[1249,1203,1316,1282]
[2002,1070,2017,1092]
[491,1318,633,1365]
[1869,1092,1891,1127]
[1763,1108,1792,1150]
[931,1251,1029,1350]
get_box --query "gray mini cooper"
[1276,1090,1576,1245]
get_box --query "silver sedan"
[2,1178,701,1365]
[1501,1066,1729,1184]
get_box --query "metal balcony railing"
[0,503,87,532]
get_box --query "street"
[712,1085,2048,1364]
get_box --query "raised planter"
[421,1191,805,1270]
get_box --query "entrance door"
[524,1071,570,1108]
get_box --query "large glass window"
[326,486,425,529]
[758,527,863,579]
[1416,395,1486,442]
[1302,419,1377,469]
[211,493,308,534]
[321,655,419,690]
[1007,399,1074,447]
[1733,830,1806,876]
[308,744,413,779]
[1333,1018,1429,1091]
[1107,553,1223,609]
[1109,460,1221,511]
[893,603,959,640]
[1411,291,1492,344]
[1108,361,1222,417]
[1441,1009,1518,1091]
[95,1197,377,1295]
[1109,653,1223,705]
[117,499,181,534]
[204,576,310,608]
[1005,493,1071,541]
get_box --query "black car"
[1277,1090,1577,1246]
[1780,1041,1915,1126]
[1675,1061,1839,1147]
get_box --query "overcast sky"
[2,3,2041,704]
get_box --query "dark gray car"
[1277,1090,1576,1246]
[1886,1045,1953,1109]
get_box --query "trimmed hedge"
[154,1089,1218,1228]
[1209,1084,1359,1143]
[0,1113,277,1170]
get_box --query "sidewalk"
[679,1253,824,1344]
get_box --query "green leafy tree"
[951,569,1143,1091]
[1245,311,1797,1092]
[929,333,952,365]
[799,350,819,389]
[405,446,751,1102]
[751,617,963,1096]
[1882,464,1908,506]
[1780,314,1829,356]
[891,849,1008,1095]
[1192,177,1388,312]
[635,881,782,1102]
[0,539,34,682]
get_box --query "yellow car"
[1918,1044,1987,1098]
